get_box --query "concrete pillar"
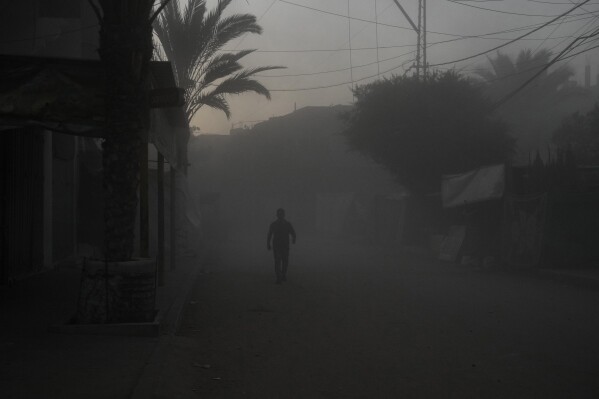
[157,151,165,286]
[170,165,177,270]
[140,143,149,258]
[73,136,79,256]
[43,130,53,268]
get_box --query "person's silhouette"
[267,208,296,284]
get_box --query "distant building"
[188,106,403,239]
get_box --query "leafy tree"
[552,105,599,165]
[343,71,514,195]
[153,0,283,122]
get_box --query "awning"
[0,54,188,169]
[441,164,505,208]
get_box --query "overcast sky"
[193,0,599,134]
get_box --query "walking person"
[267,208,296,284]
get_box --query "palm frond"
[199,53,247,87]
[213,14,262,50]
[208,71,272,100]
[490,51,517,79]
[190,93,230,119]
[153,0,286,122]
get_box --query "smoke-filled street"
[152,236,599,398]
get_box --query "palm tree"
[88,0,169,261]
[153,0,283,123]
[476,49,573,103]
[475,49,583,162]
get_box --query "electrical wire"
[528,0,599,4]
[277,0,598,41]
[260,1,598,93]
[429,0,591,67]
[424,12,598,70]
[447,0,596,17]
[278,0,415,31]
[252,13,598,79]
[435,23,599,82]
[287,0,394,90]
[532,8,568,52]
[432,15,599,88]
[556,35,599,58]
[256,45,418,78]
[266,57,416,92]
[495,25,599,107]
[232,0,278,51]
[220,13,599,56]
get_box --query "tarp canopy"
[442,164,505,208]
[0,54,188,169]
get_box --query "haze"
[196,0,599,134]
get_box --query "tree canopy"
[343,71,514,195]
[153,0,283,122]
[552,105,599,166]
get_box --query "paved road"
[158,236,599,398]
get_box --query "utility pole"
[420,0,427,79]
[392,0,427,79]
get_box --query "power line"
[257,46,418,78]
[435,21,599,81]
[219,14,598,56]
[221,44,413,53]
[429,0,591,67]
[252,15,598,79]
[289,0,397,89]
[277,0,598,41]
[222,35,576,53]
[278,0,415,31]
[267,57,416,92]
[557,35,599,58]
[528,0,599,4]
[430,3,599,86]
[232,0,278,50]
[447,0,597,17]
[434,17,599,87]
[532,6,569,52]
[495,25,599,107]
[542,8,599,52]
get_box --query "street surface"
[157,236,599,398]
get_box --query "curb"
[533,269,599,292]
[129,258,203,399]
[48,319,160,337]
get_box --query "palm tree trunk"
[98,2,153,261]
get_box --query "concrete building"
[0,1,189,284]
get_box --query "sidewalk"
[403,245,599,292]
[534,267,599,291]
[0,255,201,399]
